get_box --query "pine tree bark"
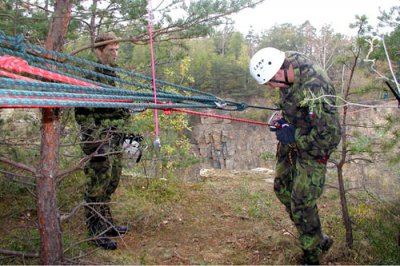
[37,0,73,264]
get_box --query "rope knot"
[237,103,247,111]
[14,35,26,53]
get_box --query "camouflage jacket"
[75,63,129,130]
[278,51,341,160]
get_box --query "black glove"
[270,118,289,132]
[275,124,296,144]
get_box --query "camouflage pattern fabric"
[74,63,129,235]
[279,52,341,160]
[274,52,341,263]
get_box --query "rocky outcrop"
[190,110,277,170]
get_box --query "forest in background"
[0,0,399,264]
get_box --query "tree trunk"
[337,164,353,248]
[37,109,64,264]
[36,0,73,264]
[337,98,354,249]
[89,0,98,46]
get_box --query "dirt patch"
[89,168,334,265]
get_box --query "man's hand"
[270,118,289,132]
[268,111,283,131]
[275,124,296,144]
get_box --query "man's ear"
[95,48,103,61]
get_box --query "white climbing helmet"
[249,47,285,85]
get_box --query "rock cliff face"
[189,100,397,173]
[189,111,277,170]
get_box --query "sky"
[229,0,399,36]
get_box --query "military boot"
[303,249,321,265]
[92,236,118,250]
[303,235,333,265]
[102,205,128,237]
[320,234,333,252]
[85,206,118,250]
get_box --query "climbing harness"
[287,144,298,167]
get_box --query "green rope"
[0,32,273,111]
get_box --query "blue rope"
[0,32,261,111]
[0,79,223,106]
[0,97,215,109]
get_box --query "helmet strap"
[270,69,291,85]
[270,61,292,85]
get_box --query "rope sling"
[0,32,251,110]
[0,32,280,129]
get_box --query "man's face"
[97,43,119,65]
[265,69,289,89]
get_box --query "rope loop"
[14,34,26,53]
[0,33,279,115]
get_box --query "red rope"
[0,56,99,87]
[0,56,272,126]
[1,95,132,103]
[0,69,39,81]
[164,108,271,127]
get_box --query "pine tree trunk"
[37,109,64,264]
[36,0,73,264]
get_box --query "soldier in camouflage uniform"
[250,47,341,264]
[75,32,130,250]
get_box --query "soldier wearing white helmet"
[249,47,292,87]
[249,47,341,264]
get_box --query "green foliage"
[235,179,276,220]
[379,113,400,165]
[258,23,306,52]
[185,36,264,99]
[128,177,181,204]
[2,2,400,264]
[350,197,400,264]
[350,82,388,100]
[0,110,41,172]
[260,151,275,161]
[348,132,373,154]
[112,176,185,232]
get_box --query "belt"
[316,155,329,164]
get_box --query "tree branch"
[0,249,38,258]
[0,169,35,186]
[0,156,36,174]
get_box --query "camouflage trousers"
[80,129,123,203]
[274,143,326,255]
[84,150,123,204]
[82,137,122,236]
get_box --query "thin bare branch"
[0,249,38,258]
[0,169,35,186]
[60,201,85,222]
[0,156,36,174]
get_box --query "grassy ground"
[0,168,399,264]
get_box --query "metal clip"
[267,111,283,131]
[153,137,161,154]
[214,98,227,109]
[129,107,146,114]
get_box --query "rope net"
[0,32,247,111]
